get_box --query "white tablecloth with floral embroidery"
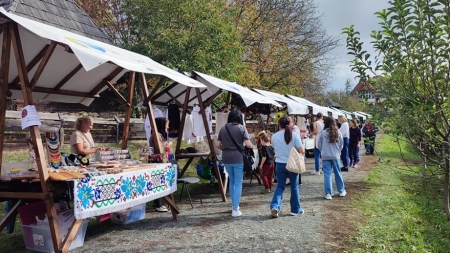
[73,163,177,219]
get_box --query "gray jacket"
[317,129,343,160]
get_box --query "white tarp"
[252,88,308,115]
[0,8,205,105]
[194,71,282,107]
[285,94,329,115]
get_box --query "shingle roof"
[0,0,112,44]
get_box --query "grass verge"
[348,135,450,252]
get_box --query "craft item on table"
[116,150,131,160]
[45,131,63,168]
[73,163,178,219]
[68,154,90,166]
[139,147,153,162]
[95,149,116,162]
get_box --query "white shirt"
[339,121,350,139]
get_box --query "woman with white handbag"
[269,116,305,218]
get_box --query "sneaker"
[231,210,242,217]
[261,189,270,194]
[289,209,304,216]
[310,170,320,175]
[353,163,358,168]
[341,167,349,172]
[325,194,332,200]
[339,191,347,197]
[271,208,279,218]
[155,206,168,212]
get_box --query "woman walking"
[348,119,361,168]
[338,115,350,171]
[269,116,305,218]
[216,109,253,217]
[318,117,346,200]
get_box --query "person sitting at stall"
[146,117,172,212]
[69,116,98,165]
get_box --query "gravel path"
[70,151,369,253]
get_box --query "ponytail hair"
[278,116,292,144]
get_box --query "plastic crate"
[110,203,146,225]
[1,161,35,180]
[21,219,88,253]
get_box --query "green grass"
[348,134,450,253]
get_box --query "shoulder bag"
[286,146,306,174]
[225,125,254,172]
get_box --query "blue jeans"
[356,146,360,162]
[224,163,244,211]
[322,160,345,195]
[340,137,350,167]
[314,147,321,172]
[270,163,303,214]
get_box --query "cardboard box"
[110,203,146,225]
[1,161,35,180]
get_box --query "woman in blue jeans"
[269,116,305,218]
[216,109,252,217]
[318,116,346,200]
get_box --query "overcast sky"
[314,0,391,91]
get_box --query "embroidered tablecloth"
[73,163,177,219]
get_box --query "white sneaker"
[339,191,347,197]
[310,170,320,175]
[325,194,332,200]
[271,208,279,218]
[155,206,168,212]
[231,210,242,217]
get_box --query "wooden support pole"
[0,21,11,168]
[145,77,166,106]
[175,87,191,154]
[139,73,179,220]
[10,23,62,253]
[121,71,135,149]
[30,41,57,89]
[10,44,49,87]
[60,219,82,253]
[105,80,131,107]
[195,88,226,202]
[0,199,21,233]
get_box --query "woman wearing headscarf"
[269,116,305,218]
[318,116,346,200]
[216,109,253,217]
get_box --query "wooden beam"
[44,194,61,253]
[8,84,96,98]
[61,219,82,252]
[203,89,223,106]
[188,89,208,104]
[195,88,226,202]
[52,63,83,91]
[121,71,135,149]
[0,192,47,199]
[89,66,124,96]
[0,199,21,233]
[0,21,11,168]
[105,80,130,107]
[175,87,191,155]
[140,74,162,154]
[166,91,184,108]
[10,23,50,192]
[150,81,178,102]
[10,44,49,87]
[30,41,57,89]
[145,76,166,104]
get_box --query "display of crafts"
[45,131,63,168]
[95,149,131,162]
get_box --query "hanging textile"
[191,105,213,138]
[167,104,181,138]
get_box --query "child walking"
[258,133,275,193]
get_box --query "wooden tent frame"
[0,22,179,253]
[151,81,227,202]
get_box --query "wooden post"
[175,87,191,154]
[121,71,135,149]
[10,23,62,253]
[139,73,179,220]
[195,88,226,202]
[0,21,11,168]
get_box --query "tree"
[121,0,245,82]
[228,0,339,96]
[342,0,450,219]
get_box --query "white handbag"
[286,146,306,174]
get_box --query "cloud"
[315,0,390,90]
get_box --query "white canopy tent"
[194,71,282,108]
[252,88,308,115]
[0,8,205,106]
[285,94,329,115]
